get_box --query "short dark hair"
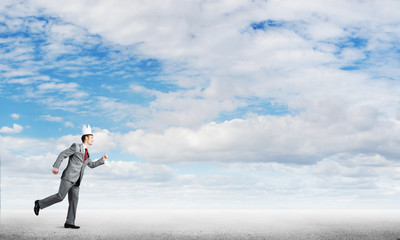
[81,134,92,143]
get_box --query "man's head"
[81,134,94,146]
[81,124,93,146]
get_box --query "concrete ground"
[1,209,400,239]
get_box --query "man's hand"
[52,167,59,175]
[102,154,108,162]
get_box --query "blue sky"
[2,0,400,209]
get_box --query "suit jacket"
[53,143,104,185]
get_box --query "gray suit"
[38,143,104,225]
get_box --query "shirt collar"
[83,143,88,149]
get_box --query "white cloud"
[36,82,88,99]
[2,1,399,155]
[40,116,74,128]
[20,0,400,133]
[95,96,145,123]
[0,124,23,134]
[15,79,90,111]
[5,148,400,209]
[0,135,57,156]
[130,84,158,96]
[11,113,20,119]
[41,114,63,122]
[64,121,74,128]
[3,0,400,132]
[89,128,117,154]
[3,128,400,209]
[1,148,56,174]
[119,107,400,164]
[95,161,175,182]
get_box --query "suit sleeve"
[53,143,76,169]
[87,158,105,168]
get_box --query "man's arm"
[87,154,108,168]
[52,143,76,174]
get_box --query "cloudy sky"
[2,0,400,210]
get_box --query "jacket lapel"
[78,144,85,162]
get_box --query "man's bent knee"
[55,193,67,202]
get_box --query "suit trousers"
[38,179,80,225]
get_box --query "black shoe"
[64,223,80,229]
[34,200,40,216]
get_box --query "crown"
[82,124,93,135]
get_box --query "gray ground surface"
[1,209,400,239]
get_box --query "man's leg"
[66,184,80,225]
[38,179,73,209]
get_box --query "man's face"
[87,135,94,146]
